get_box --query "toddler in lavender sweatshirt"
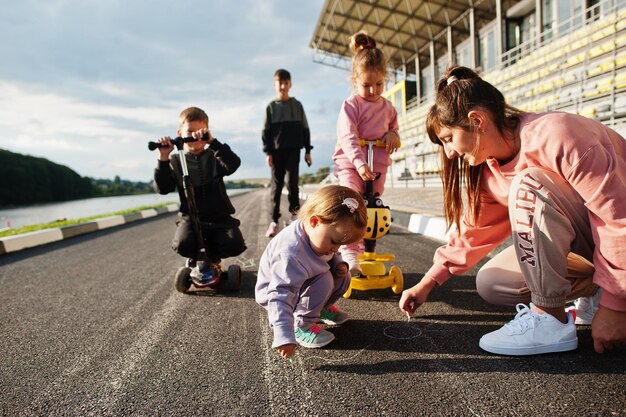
[255,185,367,360]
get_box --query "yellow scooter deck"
[343,252,403,298]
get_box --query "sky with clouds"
[0,0,354,181]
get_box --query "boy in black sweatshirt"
[154,107,246,286]
[262,69,313,238]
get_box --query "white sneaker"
[479,303,577,356]
[349,263,363,277]
[284,214,298,227]
[566,288,602,325]
[341,250,362,276]
[189,263,219,287]
[265,221,278,238]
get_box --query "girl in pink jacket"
[399,66,626,356]
[333,32,400,274]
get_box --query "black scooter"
[149,134,241,293]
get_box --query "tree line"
[300,167,331,185]
[0,149,262,207]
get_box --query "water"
[0,190,251,229]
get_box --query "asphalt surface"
[1,189,624,416]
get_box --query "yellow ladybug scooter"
[343,138,403,298]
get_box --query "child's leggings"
[293,270,351,328]
[476,168,598,308]
[335,166,387,255]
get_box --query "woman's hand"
[592,305,626,353]
[276,343,297,359]
[399,275,437,317]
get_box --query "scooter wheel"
[219,264,241,292]
[390,265,403,294]
[175,266,192,293]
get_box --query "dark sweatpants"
[269,149,301,222]
[171,214,246,262]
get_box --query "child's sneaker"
[265,221,278,238]
[479,303,578,356]
[294,323,335,348]
[190,262,219,287]
[566,288,602,325]
[349,263,363,277]
[284,214,298,228]
[319,305,349,326]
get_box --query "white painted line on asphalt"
[259,312,279,416]
[258,311,315,415]
[27,281,169,413]
[100,291,181,410]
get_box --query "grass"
[0,202,177,238]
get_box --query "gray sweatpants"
[476,168,598,308]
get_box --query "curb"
[393,210,452,242]
[1,189,450,256]
[297,190,451,243]
[0,203,179,255]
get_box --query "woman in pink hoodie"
[399,66,626,356]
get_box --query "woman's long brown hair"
[426,66,521,232]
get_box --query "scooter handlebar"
[358,138,386,148]
[148,133,209,151]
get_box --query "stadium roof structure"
[310,0,519,74]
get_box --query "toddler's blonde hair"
[298,185,367,228]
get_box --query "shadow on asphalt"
[177,271,257,299]
[315,272,626,375]
[306,319,626,375]
[347,272,505,314]
[310,352,626,375]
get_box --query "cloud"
[0,80,265,180]
[0,0,350,181]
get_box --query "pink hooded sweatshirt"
[427,112,626,311]
[333,94,399,173]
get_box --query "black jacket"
[153,139,240,221]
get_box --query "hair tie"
[342,197,359,213]
[357,37,375,50]
[446,75,458,85]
